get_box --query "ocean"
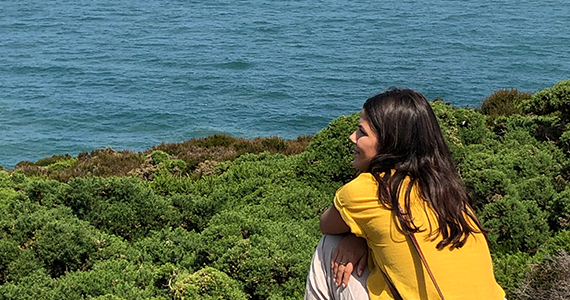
[1,0,569,169]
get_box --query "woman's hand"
[331,233,368,288]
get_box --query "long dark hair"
[363,88,483,249]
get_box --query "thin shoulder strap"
[398,204,446,300]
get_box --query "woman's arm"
[320,206,351,234]
[320,206,368,287]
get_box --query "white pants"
[304,234,371,300]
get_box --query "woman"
[304,88,505,299]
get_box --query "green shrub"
[515,175,555,210]
[454,107,492,145]
[492,251,534,299]
[462,168,513,210]
[172,267,247,300]
[24,179,64,207]
[4,249,46,283]
[151,150,170,165]
[0,269,55,300]
[296,113,359,187]
[196,205,317,300]
[60,177,180,240]
[0,198,134,282]
[134,227,199,270]
[520,79,570,118]
[481,196,550,254]
[548,186,570,230]
[536,230,570,258]
[169,193,226,232]
[430,99,463,147]
[52,259,169,299]
[193,134,237,148]
[519,79,570,152]
[32,209,105,277]
[560,128,570,155]
[481,88,530,124]
[0,239,19,283]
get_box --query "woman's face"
[350,110,378,172]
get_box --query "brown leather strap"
[398,204,446,300]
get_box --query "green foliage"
[519,79,570,154]
[52,259,170,300]
[520,79,570,118]
[134,227,199,270]
[536,230,570,258]
[193,134,237,148]
[454,107,492,145]
[172,267,247,300]
[196,205,316,300]
[35,154,75,167]
[461,167,513,209]
[430,99,463,147]
[0,269,55,300]
[492,251,535,299]
[151,150,170,165]
[481,88,530,124]
[560,128,570,155]
[481,196,550,254]
[60,176,180,240]
[0,191,135,285]
[515,175,555,210]
[296,113,359,187]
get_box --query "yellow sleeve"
[333,173,380,239]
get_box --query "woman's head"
[353,88,483,249]
[352,88,450,173]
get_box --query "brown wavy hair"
[363,88,483,249]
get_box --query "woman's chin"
[352,161,366,172]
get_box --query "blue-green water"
[1,0,569,169]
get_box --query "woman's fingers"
[332,257,345,285]
[356,253,368,277]
[340,262,354,287]
[332,254,355,287]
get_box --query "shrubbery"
[1,80,570,299]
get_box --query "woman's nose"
[349,131,357,143]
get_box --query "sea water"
[1,0,569,168]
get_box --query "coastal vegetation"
[1,79,570,299]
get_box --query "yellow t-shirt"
[334,173,505,300]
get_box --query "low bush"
[295,113,359,188]
[481,88,530,124]
[60,176,180,241]
[481,196,550,254]
[172,267,247,300]
[513,251,570,300]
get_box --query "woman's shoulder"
[336,173,378,199]
[345,172,378,188]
